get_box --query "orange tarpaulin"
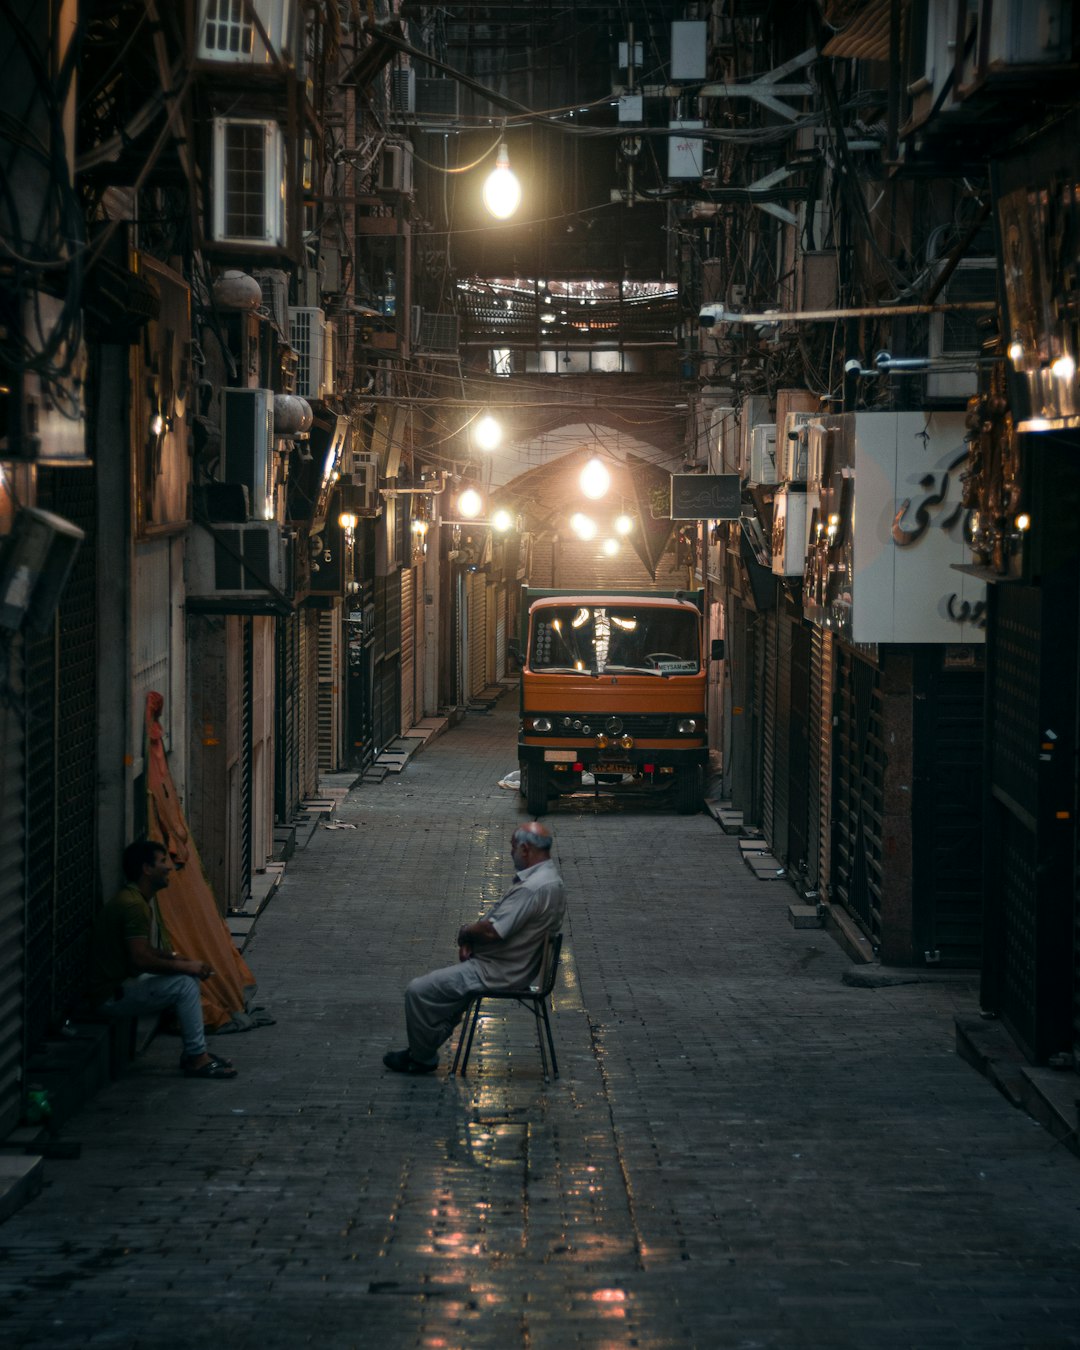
[144,691,266,1033]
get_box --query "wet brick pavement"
[2,699,1080,1348]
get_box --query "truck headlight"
[531,717,552,732]
[619,734,634,750]
[676,718,698,734]
[596,733,610,749]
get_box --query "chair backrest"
[536,931,563,998]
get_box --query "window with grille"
[211,118,286,246]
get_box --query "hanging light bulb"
[579,457,611,500]
[482,144,521,219]
[570,512,598,540]
[614,514,634,536]
[473,414,502,452]
[457,488,484,519]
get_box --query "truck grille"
[542,713,682,737]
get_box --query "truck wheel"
[524,763,548,817]
[676,765,703,815]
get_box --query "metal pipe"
[699,300,996,327]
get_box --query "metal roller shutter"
[762,609,777,847]
[833,646,885,944]
[317,603,342,770]
[239,618,254,908]
[299,610,320,800]
[0,638,26,1136]
[495,584,507,683]
[787,619,811,876]
[807,627,833,892]
[468,571,487,699]
[401,567,415,734]
[772,611,793,863]
[276,612,300,823]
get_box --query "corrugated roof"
[822,0,906,63]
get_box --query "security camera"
[698,304,735,329]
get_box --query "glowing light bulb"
[1015,512,1031,532]
[473,414,502,452]
[570,512,597,540]
[614,514,634,536]
[491,509,514,532]
[579,457,611,500]
[1052,352,1075,381]
[482,144,521,219]
[602,538,620,557]
[338,512,357,530]
[458,488,484,519]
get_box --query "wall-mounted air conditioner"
[221,388,274,521]
[187,521,291,605]
[749,424,777,486]
[771,486,815,577]
[927,258,996,401]
[351,451,379,515]
[416,78,460,118]
[805,422,836,490]
[197,0,294,65]
[780,412,820,482]
[289,307,333,400]
[378,142,414,195]
[390,68,415,114]
[739,394,771,477]
[211,118,286,246]
[416,312,460,354]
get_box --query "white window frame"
[197,0,293,65]
[211,117,286,247]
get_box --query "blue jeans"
[99,973,206,1058]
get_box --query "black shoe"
[383,1048,438,1075]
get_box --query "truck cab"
[514,588,709,816]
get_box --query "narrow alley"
[1,700,1079,1349]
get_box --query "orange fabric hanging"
[143,691,260,1032]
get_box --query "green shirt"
[87,884,158,1005]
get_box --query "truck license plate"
[543,750,577,762]
[594,761,631,773]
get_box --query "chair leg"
[456,999,483,1076]
[451,1001,472,1075]
[532,999,550,1082]
[540,998,559,1080]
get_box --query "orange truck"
[511,588,717,817]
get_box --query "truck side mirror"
[711,639,725,661]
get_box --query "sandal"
[179,1051,233,1070]
[182,1055,237,1079]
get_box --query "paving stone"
[1,701,1079,1349]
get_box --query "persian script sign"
[670,474,741,520]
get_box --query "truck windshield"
[529,605,700,675]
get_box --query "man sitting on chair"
[383,822,566,1075]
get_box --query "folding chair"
[452,932,563,1081]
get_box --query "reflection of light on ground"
[590,1287,628,1319]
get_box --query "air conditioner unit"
[707,405,736,473]
[927,258,996,401]
[390,68,416,114]
[221,388,274,521]
[211,118,286,246]
[289,307,333,400]
[805,422,835,490]
[771,486,815,577]
[378,142,414,195]
[197,0,294,64]
[188,522,291,605]
[417,312,460,354]
[254,268,289,335]
[974,0,1072,79]
[351,451,379,515]
[780,412,820,482]
[739,394,771,477]
[416,78,460,118]
[749,424,778,486]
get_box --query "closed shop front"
[317,601,343,770]
[401,566,415,734]
[467,570,487,699]
[373,574,401,751]
[24,466,99,1056]
[0,640,26,1136]
[832,645,885,946]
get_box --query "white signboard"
[851,412,985,644]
